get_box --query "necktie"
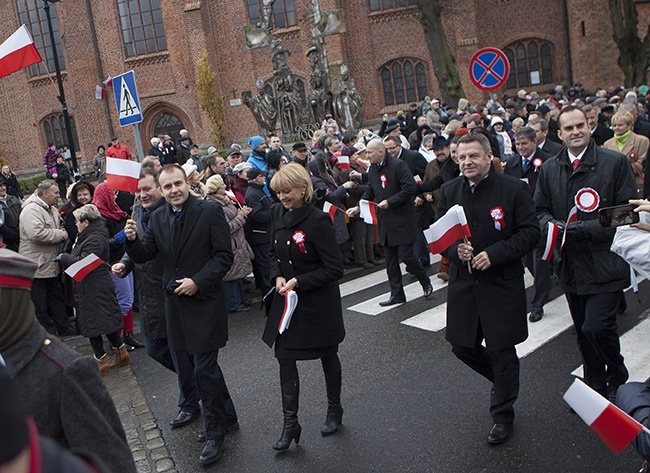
[572,159,580,172]
[171,211,183,249]
[522,158,530,173]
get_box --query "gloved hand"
[565,220,592,241]
[114,229,127,244]
[53,253,64,263]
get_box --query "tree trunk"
[609,0,650,87]
[416,0,465,106]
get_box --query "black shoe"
[123,332,145,349]
[199,438,224,465]
[124,343,136,352]
[529,311,543,323]
[423,283,433,300]
[197,422,239,442]
[59,327,77,337]
[169,410,200,428]
[321,406,343,436]
[379,296,406,307]
[487,423,513,445]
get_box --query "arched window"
[16,0,65,77]
[248,0,297,28]
[117,0,167,57]
[153,112,184,143]
[503,40,554,89]
[381,59,429,107]
[42,114,79,152]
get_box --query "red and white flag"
[0,25,42,80]
[102,75,113,87]
[337,155,350,169]
[563,378,643,454]
[424,204,471,254]
[413,175,422,184]
[322,201,338,222]
[560,205,579,249]
[359,199,378,225]
[65,254,104,282]
[541,222,559,261]
[106,157,141,193]
[95,85,105,100]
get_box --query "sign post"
[112,70,145,161]
[468,47,510,91]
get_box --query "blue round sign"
[469,48,510,91]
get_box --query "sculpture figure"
[333,64,364,132]
[243,79,278,134]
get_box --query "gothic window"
[43,113,79,152]
[369,0,417,11]
[16,0,65,77]
[153,112,184,143]
[117,0,167,57]
[503,40,554,89]
[248,0,297,29]
[380,59,429,107]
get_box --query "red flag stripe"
[541,222,559,261]
[65,254,104,282]
[590,403,643,454]
[427,224,470,255]
[106,174,139,193]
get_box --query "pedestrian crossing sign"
[113,70,143,126]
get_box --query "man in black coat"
[535,106,638,403]
[504,126,552,322]
[585,104,613,146]
[244,167,273,296]
[528,117,564,156]
[347,139,433,306]
[125,164,236,466]
[439,133,540,445]
[0,178,20,251]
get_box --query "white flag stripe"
[0,25,33,59]
[106,157,141,177]
[64,254,101,279]
[424,205,468,244]
[563,379,609,425]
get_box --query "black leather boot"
[273,380,301,450]
[321,369,343,436]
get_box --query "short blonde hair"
[270,163,313,204]
[611,110,635,128]
[73,203,101,222]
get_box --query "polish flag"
[414,175,422,184]
[65,254,104,282]
[106,157,141,193]
[322,201,338,222]
[563,378,643,454]
[95,85,105,100]
[359,199,378,225]
[541,222,559,261]
[560,205,579,249]
[102,75,113,87]
[337,155,350,169]
[424,204,471,254]
[0,25,42,80]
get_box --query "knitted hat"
[248,135,266,150]
[0,249,38,291]
[341,146,357,158]
[205,174,225,195]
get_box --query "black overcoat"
[126,195,234,354]
[361,155,418,246]
[262,203,345,350]
[438,169,540,350]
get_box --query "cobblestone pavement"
[74,342,175,473]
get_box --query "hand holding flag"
[424,204,471,254]
[358,199,378,225]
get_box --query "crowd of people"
[3,81,650,469]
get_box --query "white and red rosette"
[574,187,600,213]
[380,174,387,189]
[490,206,506,231]
[292,230,307,254]
[532,157,543,172]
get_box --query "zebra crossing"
[342,262,650,382]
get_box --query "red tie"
[572,159,580,172]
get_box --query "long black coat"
[504,148,551,196]
[361,155,418,246]
[244,182,272,245]
[126,195,234,354]
[60,219,123,338]
[262,203,345,350]
[438,170,540,350]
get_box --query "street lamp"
[42,0,78,174]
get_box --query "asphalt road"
[131,265,650,472]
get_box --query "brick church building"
[0,0,648,172]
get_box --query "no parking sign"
[469,47,510,91]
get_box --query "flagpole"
[463,237,472,274]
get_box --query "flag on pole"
[541,222,559,261]
[0,25,42,80]
[102,75,113,87]
[560,205,579,249]
[106,157,141,193]
[95,85,105,100]
[322,201,338,222]
[414,175,422,184]
[64,254,104,282]
[563,378,643,454]
[337,155,350,169]
[359,199,378,225]
[424,204,471,254]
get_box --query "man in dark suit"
[528,117,563,156]
[504,127,552,322]
[347,139,433,306]
[124,164,236,466]
[585,104,613,146]
[438,133,540,445]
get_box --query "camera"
[598,204,640,228]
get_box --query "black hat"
[292,142,308,151]
[111,136,118,141]
[432,136,450,151]
[385,119,400,133]
[247,167,265,180]
[537,104,550,115]
[227,149,242,157]
[602,105,616,114]
[190,143,199,149]
[180,135,190,142]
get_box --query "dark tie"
[171,211,183,249]
[572,159,580,172]
[522,158,530,173]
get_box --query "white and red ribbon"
[292,230,307,254]
[560,205,579,249]
[541,222,559,261]
[532,157,543,172]
[490,206,505,231]
[380,174,387,189]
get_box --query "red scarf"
[92,182,127,221]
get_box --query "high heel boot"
[109,344,131,368]
[273,380,301,450]
[321,369,343,436]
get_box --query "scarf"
[615,129,632,151]
[92,182,127,221]
[0,288,35,351]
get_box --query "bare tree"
[609,0,650,87]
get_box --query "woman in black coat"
[59,204,128,375]
[262,163,345,450]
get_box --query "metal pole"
[132,124,144,162]
[43,0,78,173]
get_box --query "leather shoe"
[169,411,199,428]
[528,311,543,323]
[423,283,433,300]
[123,332,145,349]
[379,296,406,307]
[197,422,239,442]
[486,423,513,445]
[199,438,224,465]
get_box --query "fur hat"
[205,174,225,195]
